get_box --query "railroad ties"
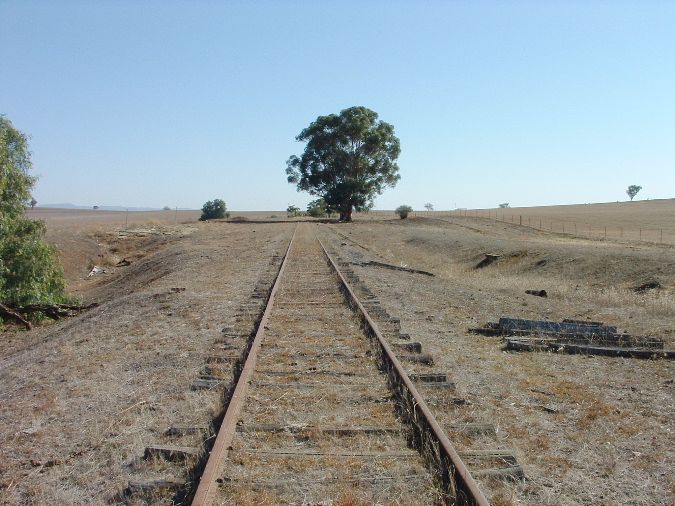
[471,317,673,359]
[322,235,525,488]
[194,225,446,504]
[124,224,493,505]
[121,248,290,503]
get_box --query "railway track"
[187,224,488,505]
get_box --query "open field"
[2,204,674,505]
[359,199,675,244]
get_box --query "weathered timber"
[127,478,184,493]
[355,260,435,277]
[409,372,447,383]
[472,465,525,481]
[506,339,675,359]
[144,445,200,461]
[400,353,434,365]
[0,303,32,329]
[239,448,418,458]
[164,426,209,436]
[190,378,222,390]
[392,341,423,353]
[498,317,617,336]
[236,424,402,436]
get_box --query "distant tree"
[395,205,413,219]
[286,205,301,217]
[626,185,642,201]
[93,205,99,210]
[424,202,434,211]
[29,198,37,209]
[200,199,228,220]
[286,106,401,222]
[162,206,171,211]
[306,198,328,218]
[499,203,510,208]
[0,116,69,313]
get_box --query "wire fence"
[353,209,674,245]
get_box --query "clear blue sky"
[2,1,674,211]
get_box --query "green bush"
[395,205,413,219]
[306,198,328,218]
[199,199,228,220]
[0,115,69,311]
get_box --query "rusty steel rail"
[191,226,488,505]
[191,226,298,506]
[318,237,490,506]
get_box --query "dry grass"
[0,220,295,504]
[320,217,675,506]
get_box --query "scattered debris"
[353,260,434,277]
[474,253,500,269]
[87,266,106,277]
[170,287,186,293]
[470,317,671,359]
[0,303,33,330]
[525,289,548,297]
[116,258,132,267]
[0,302,99,328]
[633,280,662,292]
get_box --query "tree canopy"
[626,185,642,201]
[286,106,401,222]
[395,205,412,219]
[199,199,228,220]
[0,116,68,310]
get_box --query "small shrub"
[395,205,413,219]
[200,199,227,220]
[307,198,328,218]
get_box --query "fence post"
[562,223,565,234]
[574,223,577,234]
[640,228,642,240]
[604,226,607,239]
[519,215,522,225]
[661,229,663,242]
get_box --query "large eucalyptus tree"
[286,106,401,222]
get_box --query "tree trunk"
[339,207,353,222]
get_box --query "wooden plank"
[144,445,200,461]
[498,317,617,335]
[190,378,223,390]
[409,372,447,383]
[392,342,423,353]
[240,448,418,458]
[400,353,433,365]
[236,424,403,436]
[472,465,525,481]
[127,478,184,493]
[164,425,209,436]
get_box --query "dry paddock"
[0,221,294,504]
[318,218,674,505]
[0,211,673,505]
